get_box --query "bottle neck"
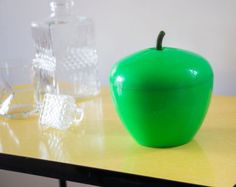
[50,0,74,18]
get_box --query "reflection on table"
[0,89,235,187]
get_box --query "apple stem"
[156,31,165,50]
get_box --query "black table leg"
[59,179,67,187]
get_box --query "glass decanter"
[31,0,100,109]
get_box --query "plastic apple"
[109,31,213,148]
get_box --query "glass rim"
[0,59,31,70]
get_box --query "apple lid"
[110,32,213,90]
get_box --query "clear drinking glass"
[31,0,100,109]
[0,60,35,119]
[31,23,57,110]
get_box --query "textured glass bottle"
[31,0,100,109]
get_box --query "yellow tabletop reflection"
[0,88,235,187]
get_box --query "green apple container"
[109,31,214,148]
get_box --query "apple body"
[110,47,213,147]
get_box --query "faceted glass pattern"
[39,93,84,129]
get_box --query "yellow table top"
[0,88,235,187]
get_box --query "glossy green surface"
[110,47,213,147]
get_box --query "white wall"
[1,0,236,95]
[0,169,93,187]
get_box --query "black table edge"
[0,153,208,187]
